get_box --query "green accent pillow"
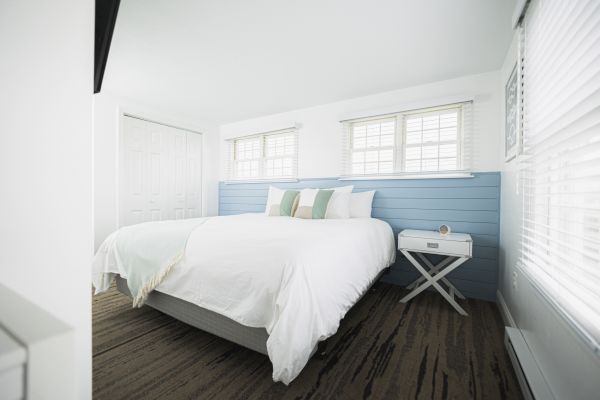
[280,190,300,216]
[312,190,334,219]
[268,190,299,216]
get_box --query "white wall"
[219,71,503,179]
[94,92,220,250]
[0,1,94,399]
[498,33,600,399]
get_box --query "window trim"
[226,127,298,182]
[338,172,474,181]
[341,102,471,178]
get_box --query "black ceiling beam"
[94,0,121,94]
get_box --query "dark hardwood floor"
[93,282,522,400]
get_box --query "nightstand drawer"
[399,234,472,258]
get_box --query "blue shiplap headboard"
[219,172,500,301]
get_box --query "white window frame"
[342,102,472,178]
[227,128,298,182]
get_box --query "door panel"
[186,131,203,218]
[147,122,169,222]
[171,128,187,220]
[121,117,148,226]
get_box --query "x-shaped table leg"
[399,250,469,316]
[406,253,466,300]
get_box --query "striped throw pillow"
[294,189,335,219]
[266,189,300,216]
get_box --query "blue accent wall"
[219,172,500,302]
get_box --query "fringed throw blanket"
[115,218,208,307]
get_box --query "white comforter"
[92,214,396,384]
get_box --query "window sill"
[338,172,474,181]
[224,178,299,185]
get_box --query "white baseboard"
[498,290,556,400]
[496,289,517,328]
[505,327,557,400]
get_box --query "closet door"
[120,116,149,226]
[120,116,202,227]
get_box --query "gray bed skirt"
[116,276,270,354]
[115,267,388,357]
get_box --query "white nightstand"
[398,229,472,316]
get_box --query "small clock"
[439,224,451,236]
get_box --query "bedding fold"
[114,218,207,307]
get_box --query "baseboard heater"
[504,327,555,400]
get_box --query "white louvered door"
[120,116,202,227]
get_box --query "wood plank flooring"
[93,282,522,400]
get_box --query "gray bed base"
[115,268,388,357]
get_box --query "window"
[350,118,395,175]
[228,128,297,180]
[264,132,296,177]
[404,108,461,172]
[343,103,471,176]
[233,136,261,178]
[519,0,600,350]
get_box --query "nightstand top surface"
[399,229,472,242]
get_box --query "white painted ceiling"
[103,0,516,124]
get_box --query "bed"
[92,213,396,384]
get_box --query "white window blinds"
[264,131,296,178]
[404,107,463,173]
[520,0,600,351]
[233,136,261,179]
[350,118,395,175]
[227,128,298,181]
[342,102,472,177]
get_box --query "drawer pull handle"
[427,242,439,249]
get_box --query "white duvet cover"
[92,214,396,384]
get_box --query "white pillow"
[350,190,376,218]
[264,186,285,215]
[325,191,351,219]
[322,185,353,219]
